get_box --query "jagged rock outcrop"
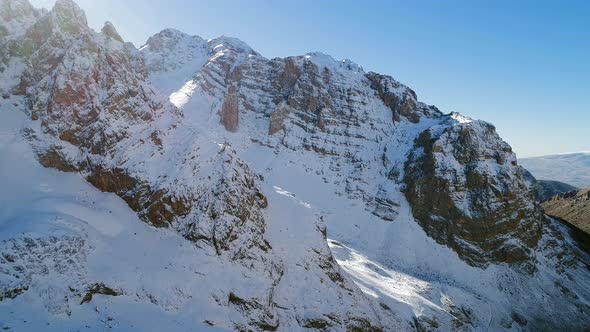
[366,72,422,123]
[220,86,239,131]
[403,117,544,266]
[101,20,123,42]
[17,0,174,154]
[0,0,34,21]
[0,0,40,95]
[268,104,290,135]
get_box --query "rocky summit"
[1,1,589,331]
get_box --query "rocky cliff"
[403,118,543,267]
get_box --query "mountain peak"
[101,20,123,42]
[208,35,257,55]
[49,0,87,34]
[0,0,35,21]
[53,0,80,10]
[153,28,191,40]
[303,51,363,72]
[140,28,205,51]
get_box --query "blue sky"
[31,0,589,158]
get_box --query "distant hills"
[520,152,590,189]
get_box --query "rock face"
[0,0,40,94]
[404,117,544,266]
[366,72,421,123]
[8,0,265,271]
[220,86,239,131]
[1,0,590,330]
[17,0,173,155]
[7,0,191,233]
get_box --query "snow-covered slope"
[1,0,590,330]
[520,152,590,188]
[1,101,227,331]
[138,21,590,330]
[140,28,209,97]
[0,1,394,330]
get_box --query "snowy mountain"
[1,0,589,330]
[520,152,590,189]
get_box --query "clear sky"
[31,0,589,158]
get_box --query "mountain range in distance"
[520,152,590,189]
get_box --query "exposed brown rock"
[206,163,271,256]
[80,283,121,304]
[85,164,189,228]
[37,147,79,172]
[220,86,239,132]
[145,189,191,228]
[0,286,28,301]
[15,11,171,156]
[150,131,163,147]
[404,124,543,267]
[398,97,418,122]
[367,72,420,123]
[277,58,300,92]
[268,105,290,135]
